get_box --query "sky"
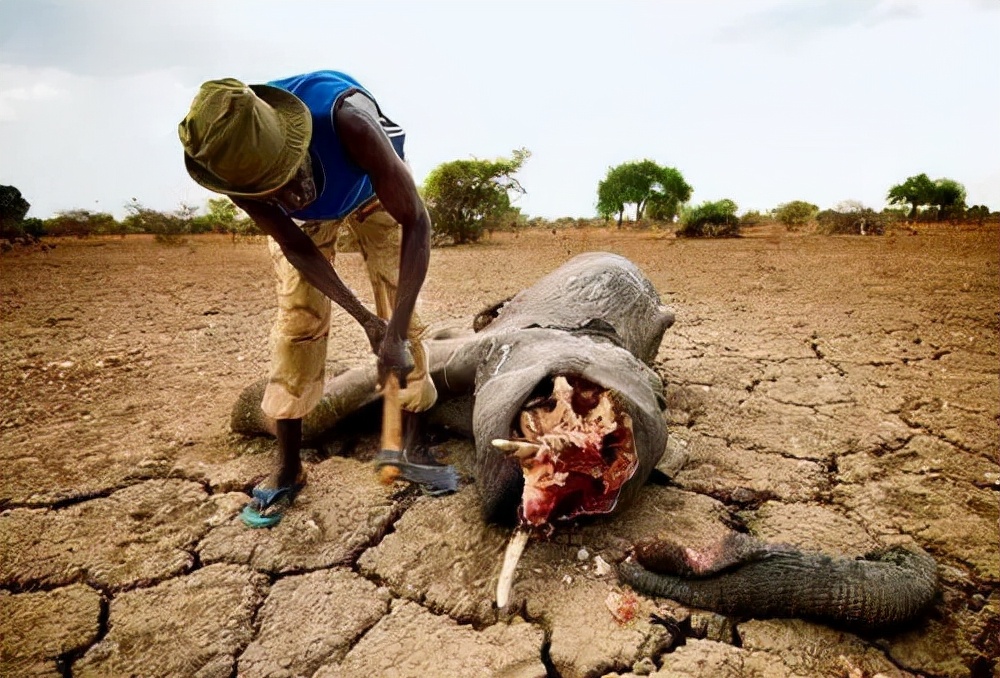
[1,0,998,220]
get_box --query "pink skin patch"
[505,375,638,527]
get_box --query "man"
[179,71,437,527]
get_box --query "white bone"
[496,529,530,608]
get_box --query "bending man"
[179,71,435,527]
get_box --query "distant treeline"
[0,191,259,244]
[2,162,997,248]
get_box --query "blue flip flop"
[240,481,305,529]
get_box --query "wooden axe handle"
[380,372,403,453]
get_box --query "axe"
[374,372,459,495]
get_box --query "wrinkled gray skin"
[232,251,937,630]
[621,532,938,631]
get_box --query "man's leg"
[348,204,437,413]
[261,219,341,488]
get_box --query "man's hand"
[378,333,414,389]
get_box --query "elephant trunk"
[618,545,938,630]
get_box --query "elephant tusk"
[492,438,542,459]
[496,528,531,608]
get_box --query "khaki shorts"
[260,200,437,420]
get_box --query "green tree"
[596,160,691,226]
[422,148,530,245]
[774,200,819,229]
[887,174,967,222]
[204,197,260,240]
[0,185,31,240]
[678,199,740,238]
[886,173,935,220]
[931,178,966,221]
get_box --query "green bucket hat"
[179,78,312,197]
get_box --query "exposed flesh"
[491,376,638,606]
[491,375,638,528]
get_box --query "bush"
[21,217,45,239]
[774,200,818,230]
[739,210,766,226]
[816,201,887,235]
[123,200,192,244]
[43,210,118,238]
[817,209,886,235]
[965,205,990,225]
[677,199,741,238]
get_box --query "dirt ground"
[1,224,997,677]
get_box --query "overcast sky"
[1,0,998,220]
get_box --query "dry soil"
[1,224,997,677]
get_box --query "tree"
[774,200,819,229]
[210,197,259,240]
[0,185,31,240]
[422,148,530,245]
[930,178,966,221]
[596,160,691,226]
[887,173,935,220]
[678,199,740,238]
[886,173,967,222]
[189,197,259,239]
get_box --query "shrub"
[123,200,192,244]
[815,201,886,235]
[43,210,118,238]
[774,201,818,230]
[21,217,45,239]
[677,199,741,238]
[817,208,886,235]
[965,205,990,225]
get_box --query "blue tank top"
[267,70,406,221]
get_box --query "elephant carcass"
[230,251,937,629]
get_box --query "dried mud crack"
[2,228,997,677]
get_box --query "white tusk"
[491,438,542,459]
[496,529,530,608]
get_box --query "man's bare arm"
[234,198,386,351]
[335,99,431,378]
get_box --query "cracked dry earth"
[1,224,997,678]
